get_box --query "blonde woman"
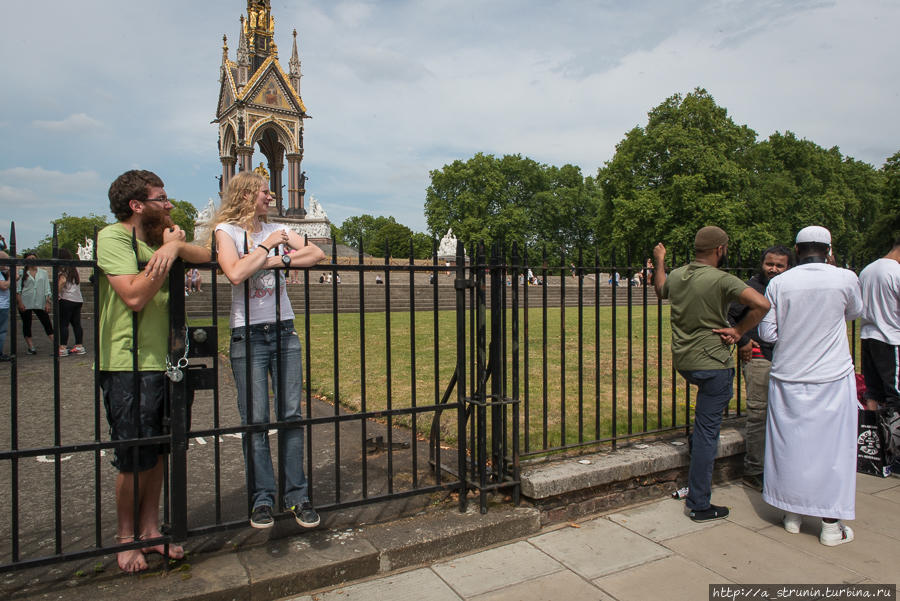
[212,171,325,530]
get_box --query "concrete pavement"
[285,474,900,601]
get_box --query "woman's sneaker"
[27,347,37,355]
[250,505,274,529]
[820,520,854,546]
[291,502,320,528]
[70,345,86,355]
[783,512,802,534]
[57,347,69,357]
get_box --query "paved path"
[285,475,900,601]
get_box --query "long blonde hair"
[207,171,267,250]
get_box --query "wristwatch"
[281,254,291,268]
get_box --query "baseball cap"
[795,226,831,245]
[694,226,729,251]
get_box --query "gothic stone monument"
[213,0,330,243]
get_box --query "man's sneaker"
[249,505,274,529]
[70,345,86,355]
[689,504,729,522]
[783,512,802,534]
[820,520,854,546]
[57,347,69,357]
[291,502,320,528]
[742,474,763,492]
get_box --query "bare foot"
[140,532,184,560]
[117,548,148,573]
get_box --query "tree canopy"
[596,88,888,262]
[337,214,432,259]
[25,199,200,257]
[424,88,893,265]
[425,153,601,252]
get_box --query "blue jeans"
[230,320,309,510]
[679,368,734,510]
[0,307,8,354]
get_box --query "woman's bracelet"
[256,244,270,254]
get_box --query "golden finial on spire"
[222,34,228,50]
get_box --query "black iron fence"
[0,223,860,572]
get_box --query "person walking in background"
[17,252,54,355]
[56,248,86,356]
[286,247,301,284]
[188,267,202,294]
[727,246,792,492]
[211,171,325,531]
[0,251,10,361]
[858,236,900,472]
[759,226,863,546]
[652,226,770,522]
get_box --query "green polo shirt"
[661,262,747,371]
[96,223,169,371]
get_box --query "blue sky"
[1,0,899,250]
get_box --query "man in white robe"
[759,225,863,546]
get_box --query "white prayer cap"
[795,225,831,245]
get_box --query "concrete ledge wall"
[520,426,745,525]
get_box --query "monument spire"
[219,35,229,83]
[289,29,302,95]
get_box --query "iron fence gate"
[0,228,524,573]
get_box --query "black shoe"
[26,347,37,355]
[291,502,320,528]
[689,504,729,522]
[742,474,763,492]
[0,354,11,362]
[250,505,274,529]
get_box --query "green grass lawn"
[197,308,863,455]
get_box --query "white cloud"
[0,167,106,214]
[32,113,104,133]
[1,0,899,247]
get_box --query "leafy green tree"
[329,224,346,246]
[863,150,900,256]
[169,199,198,241]
[27,213,110,257]
[743,132,882,261]
[598,88,756,262]
[425,153,600,256]
[337,214,433,258]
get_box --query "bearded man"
[97,170,209,571]
[728,246,792,491]
[653,226,770,521]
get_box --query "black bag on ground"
[857,408,890,477]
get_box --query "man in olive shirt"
[653,226,770,521]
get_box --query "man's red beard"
[142,203,175,247]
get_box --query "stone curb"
[12,427,745,601]
[12,505,542,601]
[521,426,744,499]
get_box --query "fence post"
[454,240,468,512]
[168,259,189,540]
[489,243,503,492]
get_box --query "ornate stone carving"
[76,238,94,261]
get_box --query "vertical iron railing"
[2,223,865,572]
